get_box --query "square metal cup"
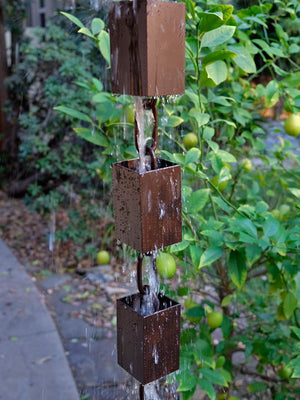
[109,0,185,96]
[117,293,181,384]
[112,158,182,254]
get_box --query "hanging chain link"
[134,98,158,169]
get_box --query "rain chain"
[109,0,186,397]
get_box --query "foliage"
[55,1,300,398]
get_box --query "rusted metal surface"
[112,158,182,253]
[109,0,185,96]
[117,293,181,384]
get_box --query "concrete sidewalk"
[0,239,80,400]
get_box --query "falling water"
[134,97,154,173]
[49,211,56,252]
[140,254,159,316]
[144,381,162,400]
[134,97,147,173]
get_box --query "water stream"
[134,97,155,173]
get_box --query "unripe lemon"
[241,158,252,172]
[278,365,292,379]
[207,311,223,329]
[96,250,110,265]
[183,133,198,149]
[284,114,300,137]
[156,253,176,279]
[211,175,229,191]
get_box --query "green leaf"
[264,80,279,108]
[209,5,234,23]
[221,295,232,307]
[216,149,237,163]
[163,115,184,127]
[184,306,205,321]
[185,148,201,164]
[200,230,224,246]
[262,215,280,237]
[92,92,111,103]
[189,246,202,269]
[202,50,237,66]
[244,16,268,28]
[170,240,189,253]
[98,30,111,67]
[289,187,300,199]
[195,339,213,357]
[212,118,236,128]
[200,368,228,386]
[198,379,216,400]
[231,218,257,243]
[199,247,223,269]
[74,128,109,147]
[198,12,224,33]
[189,110,210,128]
[201,25,236,48]
[91,18,105,35]
[283,292,298,319]
[60,11,84,28]
[227,45,256,73]
[206,60,228,85]
[290,326,300,340]
[247,382,268,393]
[54,106,92,123]
[184,90,201,107]
[186,189,210,213]
[91,78,103,92]
[229,250,247,288]
[78,27,95,39]
[177,371,197,392]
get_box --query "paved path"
[0,239,80,400]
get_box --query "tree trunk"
[0,0,9,151]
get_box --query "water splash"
[144,381,161,400]
[49,211,56,252]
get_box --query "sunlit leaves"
[60,11,84,28]
[53,106,92,123]
[227,44,256,73]
[98,30,111,67]
[206,60,227,85]
[201,26,236,48]
[199,246,223,269]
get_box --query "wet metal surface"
[109,0,185,96]
[117,293,181,385]
[112,158,182,254]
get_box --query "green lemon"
[211,175,229,191]
[207,311,223,329]
[278,365,292,379]
[183,133,198,149]
[241,158,252,172]
[96,250,110,265]
[284,114,300,137]
[156,253,176,279]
